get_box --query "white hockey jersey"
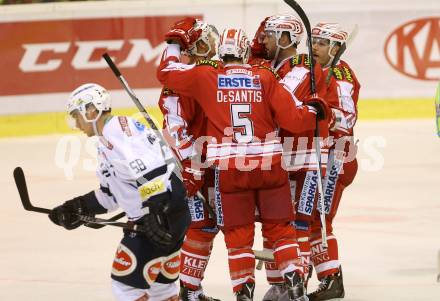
[93,116,173,220]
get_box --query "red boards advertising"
[384,17,440,81]
[0,15,200,96]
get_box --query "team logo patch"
[143,258,162,285]
[134,121,145,132]
[160,251,181,280]
[112,243,137,277]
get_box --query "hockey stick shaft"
[435,82,440,137]
[13,167,125,229]
[283,0,328,248]
[102,53,217,218]
[103,54,161,132]
[284,0,315,94]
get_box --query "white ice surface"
[1,119,439,300]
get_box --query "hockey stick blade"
[14,167,51,214]
[13,167,123,229]
[254,249,274,262]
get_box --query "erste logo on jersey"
[384,17,440,81]
[217,74,262,103]
[218,74,261,89]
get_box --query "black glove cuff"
[79,191,108,215]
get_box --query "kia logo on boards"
[384,17,440,81]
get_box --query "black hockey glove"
[48,191,107,230]
[139,198,174,249]
[48,197,87,230]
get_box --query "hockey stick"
[102,53,217,218]
[283,0,328,248]
[325,24,359,84]
[435,82,440,137]
[13,167,126,230]
[13,168,275,261]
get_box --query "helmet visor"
[311,37,330,47]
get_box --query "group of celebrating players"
[157,13,360,301]
[47,10,360,301]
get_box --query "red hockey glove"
[164,17,201,50]
[181,158,204,197]
[304,96,331,121]
[251,17,270,59]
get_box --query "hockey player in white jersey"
[48,83,191,301]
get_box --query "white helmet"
[264,14,304,49]
[67,83,111,123]
[311,22,348,46]
[218,28,250,63]
[312,22,348,64]
[186,19,219,57]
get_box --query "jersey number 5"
[231,103,254,143]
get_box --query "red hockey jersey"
[157,45,320,169]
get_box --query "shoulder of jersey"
[196,59,219,68]
[257,65,280,80]
[290,54,313,69]
[330,61,355,83]
[105,116,144,139]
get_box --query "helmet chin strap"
[272,32,295,69]
[272,47,281,69]
[92,120,99,136]
[85,109,103,136]
[325,42,338,68]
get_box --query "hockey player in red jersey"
[158,19,220,301]
[306,22,361,301]
[249,15,335,301]
[157,17,330,301]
